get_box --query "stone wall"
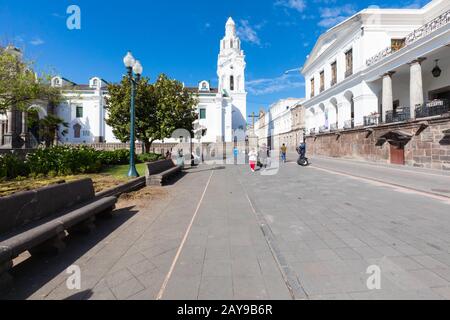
[305,116,450,170]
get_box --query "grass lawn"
[0,163,147,197]
[101,163,147,180]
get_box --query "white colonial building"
[49,76,120,144]
[302,0,450,135]
[254,98,304,150]
[49,17,247,145]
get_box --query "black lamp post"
[123,51,143,178]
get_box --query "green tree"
[0,47,62,113]
[105,74,198,153]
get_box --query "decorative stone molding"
[366,9,450,67]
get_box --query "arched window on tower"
[230,40,233,48]
[230,76,234,91]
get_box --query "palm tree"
[39,114,68,147]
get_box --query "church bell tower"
[217,17,247,132]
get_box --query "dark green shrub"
[97,149,130,166]
[26,145,102,176]
[137,153,164,163]
[0,153,29,179]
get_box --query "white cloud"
[30,37,45,46]
[275,0,307,12]
[318,4,356,28]
[237,20,261,46]
[247,74,304,96]
[14,35,25,43]
[403,0,428,9]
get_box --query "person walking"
[249,148,258,172]
[259,143,268,169]
[280,144,287,163]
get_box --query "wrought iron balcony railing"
[416,99,450,119]
[366,9,450,66]
[319,125,328,133]
[385,107,410,123]
[330,122,338,131]
[363,114,381,127]
[343,119,354,130]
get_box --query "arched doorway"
[317,103,326,132]
[27,105,49,144]
[329,98,338,130]
[305,108,315,134]
[344,91,355,129]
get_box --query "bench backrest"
[0,178,95,235]
[145,159,176,176]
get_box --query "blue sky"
[0,0,429,119]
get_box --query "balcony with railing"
[343,119,354,130]
[363,114,381,127]
[385,107,410,123]
[330,122,338,132]
[366,9,450,67]
[309,128,316,135]
[416,99,450,119]
[319,125,328,133]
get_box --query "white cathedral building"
[49,17,247,145]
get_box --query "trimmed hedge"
[0,146,164,180]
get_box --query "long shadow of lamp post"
[123,51,143,178]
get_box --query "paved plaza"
[2,156,450,300]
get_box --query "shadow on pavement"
[164,171,187,186]
[63,289,93,300]
[0,205,139,300]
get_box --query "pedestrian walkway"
[3,161,450,300]
[308,156,450,198]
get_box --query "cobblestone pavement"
[3,158,450,300]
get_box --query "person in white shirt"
[249,149,258,172]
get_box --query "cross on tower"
[248,112,257,128]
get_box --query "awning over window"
[376,130,412,146]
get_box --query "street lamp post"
[123,51,143,178]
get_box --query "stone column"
[22,111,28,133]
[409,58,426,119]
[20,111,29,148]
[0,121,4,145]
[1,108,16,148]
[6,109,13,134]
[382,71,395,123]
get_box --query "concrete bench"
[0,178,117,289]
[145,159,183,186]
